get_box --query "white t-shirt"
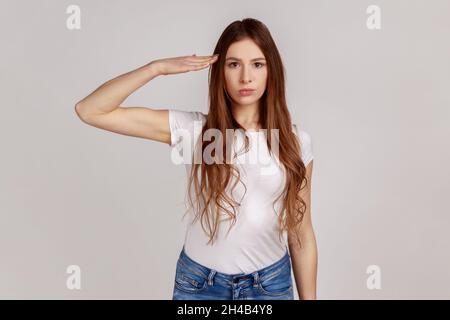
[168,109,314,274]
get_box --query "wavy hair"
[184,18,310,249]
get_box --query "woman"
[75,18,317,300]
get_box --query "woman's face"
[224,38,268,106]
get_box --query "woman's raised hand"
[151,54,219,76]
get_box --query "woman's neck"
[231,103,261,131]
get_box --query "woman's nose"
[240,66,252,83]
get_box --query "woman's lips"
[238,89,255,96]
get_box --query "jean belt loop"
[252,271,260,288]
[208,269,216,286]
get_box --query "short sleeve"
[168,109,206,160]
[292,124,314,167]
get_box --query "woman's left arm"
[288,160,318,300]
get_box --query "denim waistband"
[177,246,291,287]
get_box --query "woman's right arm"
[74,54,218,144]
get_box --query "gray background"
[1,0,449,299]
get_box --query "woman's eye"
[228,62,265,68]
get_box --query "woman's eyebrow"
[225,57,266,61]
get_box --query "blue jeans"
[172,246,294,300]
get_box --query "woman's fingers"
[185,57,217,64]
[185,59,216,65]
[186,59,217,66]
[184,61,212,71]
[172,54,218,72]
[189,55,216,59]
[185,60,216,70]
[185,55,218,63]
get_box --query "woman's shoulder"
[168,108,207,122]
[292,124,312,142]
[168,109,207,133]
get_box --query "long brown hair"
[184,18,310,249]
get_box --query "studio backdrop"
[0,0,449,299]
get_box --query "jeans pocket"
[174,270,208,294]
[257,267,293,296]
